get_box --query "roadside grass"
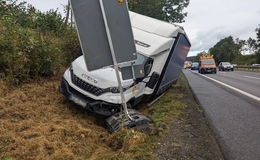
[0,72,191,160]
[1,155,11,160]
[96,73,189,160]
[235,68,260,73]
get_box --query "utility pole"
[64,0,70,26]
[70,5,73,28]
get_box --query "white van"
[60,12,191,116]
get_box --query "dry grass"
[0,77,116,160]
[0,74,187,160]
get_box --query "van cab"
[184,61,192,69]
[198,55,217,74]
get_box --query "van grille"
[70,70,134,96]
[71,71,106,96]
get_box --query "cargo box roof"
[132,28,173,57]
[130,12,185,57]
[130,11,185,38]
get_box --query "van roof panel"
[132,28,173,57]
[130,11,185,38]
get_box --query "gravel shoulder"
[155,72,224,160]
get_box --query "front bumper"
[223,67,233,71]
[191,67,199,70]
[60,78,121,116]
[201,68,216,73]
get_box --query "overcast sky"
[20,0,260,56]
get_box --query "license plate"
[68,95,87,107]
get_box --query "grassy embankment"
[0,73,190,160]
[234,68,260,73]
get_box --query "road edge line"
[191,71,260,102]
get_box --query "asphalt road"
[206,70,260,98]
[183,70,260,160]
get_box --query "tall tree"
[246,37,257,54]
[128,0,189,23]
[64,0,70,27]
[209,36,242,64]
[255,26,260,63]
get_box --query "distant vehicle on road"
[184,61,192,69]
[219,62,234,71]
[252,64,260,66]
[198,54,217,74]
[191,62,199,70]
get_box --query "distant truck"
[184,61,192,69]
[198,54,217,74]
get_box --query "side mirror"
[144,58,154,77]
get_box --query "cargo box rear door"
[155,34,191,96]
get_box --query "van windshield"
[202,61,215,65]
[222,62,231,65]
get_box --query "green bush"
[232,54,257,65]
[0,0,81,84]
[1,1,66,33]
[0,17,64,83]
[60,29,81,64]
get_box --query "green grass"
[98,73,190,160]
[235,68,260,73]
[1,155,11,160]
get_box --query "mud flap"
[105,109,151,132]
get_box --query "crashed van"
[60,12,191,117]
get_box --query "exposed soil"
[155,80,224,160]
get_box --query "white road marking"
[243,75,260,80]
[191,71,260,102]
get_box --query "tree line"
[0,0,189,84]
[128,0,190,23]
[208,26,260,65]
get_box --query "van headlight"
[109,87,120,93]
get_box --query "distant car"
[252,64,260,66]
[219,62,234,71]
[191,62,199,70]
